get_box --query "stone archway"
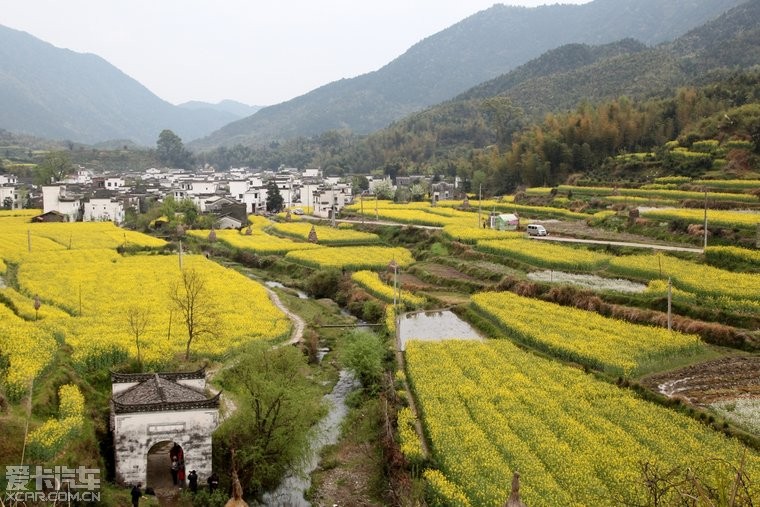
[146,441,180,493]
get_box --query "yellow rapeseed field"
[476,239,611,271]
[285,246,415,270]
[471,291,702,375]
[406,340,760,506]
[189,228,323,255]
[351,270,425,308]
[269,221,380,245]
[16,252,289,368]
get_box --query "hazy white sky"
[1,0,591,107]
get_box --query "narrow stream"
[259,370,360,506]
[265,280,309,299]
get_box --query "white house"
[274,174,296,208]
[42,185,82,222]
[61,168,93,185]
[178,179,219,196]
[103,177,125,190]
[299,183,321,211]
[303,168,322,179]
[0,185,20,209]
[0,174,18,186]
[110,370,220,488]
[312,184,353,219]
[83,197,125,223]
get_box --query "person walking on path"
[131,483,142,506]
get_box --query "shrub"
[305,269,342,299]
[342,330,385,389]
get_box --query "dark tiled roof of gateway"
[114,374,209,406]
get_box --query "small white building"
[42,185,82,222]
[104,177,125,190]
[178,179,219,196]
[61,168,93,185]
[312,184,353,219]
[303,168,322,179]
[111,370,220,488]
[0,185,20,209]
[0,174,18,186]
[83,197,125,223]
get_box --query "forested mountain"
[350,0,760,171]
[192,0,744,150]
[0,25,242,145]
[198,0,760,191]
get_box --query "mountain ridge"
[192,0,746,150]
[0,25,246,145]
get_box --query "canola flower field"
[471,291,702,376]
[17,252,289,369]
[542,185,760,203]
[608,253,760,308]
[27,384,85,460]
[351,270,425,308]
[442,225,522,244]
[0,218,290,397]
[476,238,612,271]
[641,208,760,229]
[705,245,760,268]
[285,245,415,270]
[269,221,380,245]
[406,339,760,507]
[188,228,322,255]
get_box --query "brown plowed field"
[641,356,760,405]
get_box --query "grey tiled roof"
[114,374,209,405]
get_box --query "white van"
[526,224,548,236]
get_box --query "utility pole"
[388,259,398,310]
[360,192,364,225]
[667,278,672,332]
[179,240,183,270]
[703,188,708,250]
[331,185,336,228]
[27,228,31,252]
[478,184,483,228]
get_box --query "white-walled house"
[178,179,219,196]
[110,370,219,488]
[0,185,20,209]
[312,184,353,218]
[42,185,82,221]
[61,168,93,185]
[103,177,125,190]
[0,174,18,186]
[229,178,267,214]
[303,168,322,179]
[299,183,321,210]
[83,196,125,223]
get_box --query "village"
[0,165,482,229]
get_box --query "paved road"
[299,214,443,230]
[299,213,703,251]
[533,235,704,253]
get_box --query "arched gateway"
[110,369,220,487]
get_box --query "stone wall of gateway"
[113,407,218,486]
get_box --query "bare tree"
[127,305,150,370]
[169,268,218,360]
